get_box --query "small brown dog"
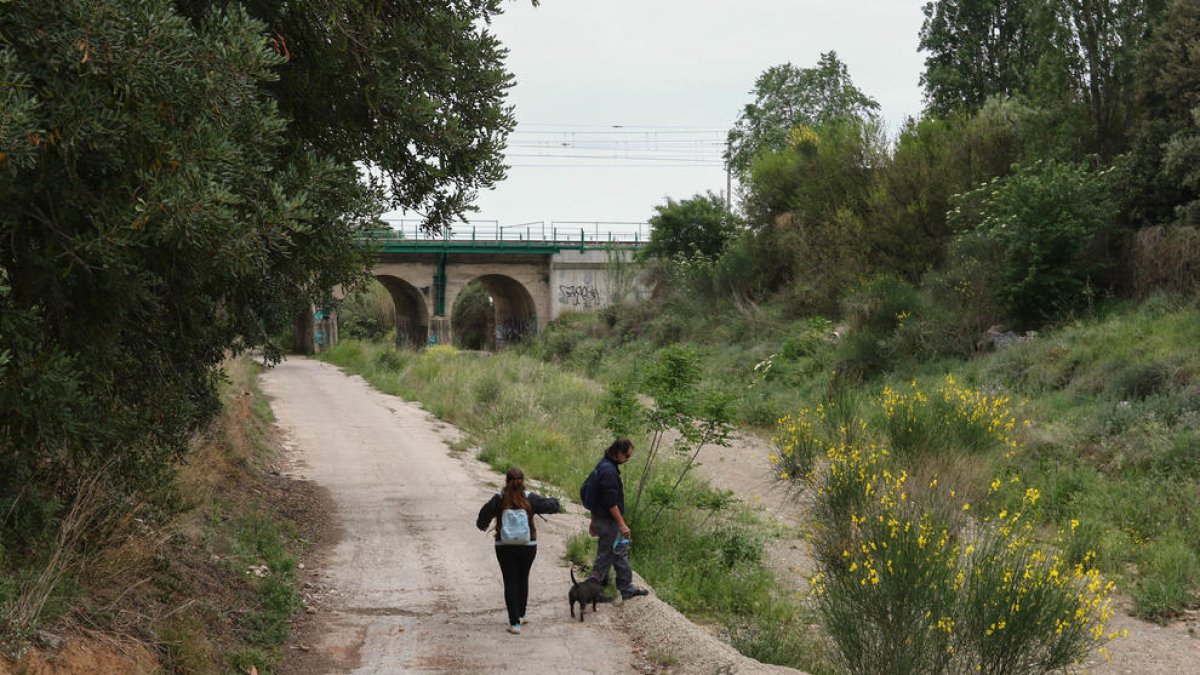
[569,568,604,621]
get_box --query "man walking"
[587,438,650,600]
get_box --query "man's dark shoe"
[620,587,649,600]
[595,592,616,604]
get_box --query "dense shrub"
[640,192,740,262]
[831,276,920,379]
[948,161,1118,326]
[791,415,1115,674]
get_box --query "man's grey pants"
[590,516,634,593]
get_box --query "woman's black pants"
[495,544,537,625]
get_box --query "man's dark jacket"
[590,457,624,519]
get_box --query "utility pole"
[725,136,732,211]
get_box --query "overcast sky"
[392,0,929,236]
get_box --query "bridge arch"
[376,274,430,348]
[447,274,538,348]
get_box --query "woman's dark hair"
[604,438,633,461]
[497,467,535,540]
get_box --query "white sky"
[392,0,929,236]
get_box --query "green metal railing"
[363,219,648,253]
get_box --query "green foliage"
[869,99,1048,281]
[1162,106,1200,225]
[1130,535,1200,619]
[829,276,920,380]
[880,376,1023,460]
[726,52,880,180]
[339,280,397,341]
[640,192,739,261]
[801,417,1116,675]
[451,280,493,350]
[233,511,299,650]
[628,345,735,524]
[740,118,887,310]
[919,0,1044,117]
[949,161,1117,325]
[1097,0,1197,227]
[920,0,1158,160]
[174,0,517,231]
[0,0,516,636]
[599,379,644,439]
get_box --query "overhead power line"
[506,153,720,162]
[515,122,725,131]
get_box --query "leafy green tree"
[640,192,740,261]
[725,52,879,180]
[919,0,1046,116]
[617,346,734,525]
[868,98,1041,280]
[175,0,517,232]
[948,161,1117,325]
[921,0,1162,158]
[0,0,516,630]
[739,117,886,311]
[1052,0,1164,159]
[1118,0,1200,227]
[1162,106,1200,225]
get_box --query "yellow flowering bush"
[959,526,1116,675]
[770,409,823,484]
[808,448,963,674]
[881,375,1023,458]
[802,434,1115,674]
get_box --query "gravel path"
[261,357,801,674]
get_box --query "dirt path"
[693,432,1200,674]
[260,358,800,675]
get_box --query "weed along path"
[260,357,801,675]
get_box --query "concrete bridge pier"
[428,316,452,347]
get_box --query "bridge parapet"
[375,219,650,249]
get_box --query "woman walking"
[476,467,561,634]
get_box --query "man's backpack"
[579,467,602,513]
[499,508,531,545]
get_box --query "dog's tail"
[570,567,579,586]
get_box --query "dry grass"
[3,355,313,674]
[5,471,108,635]
[1134,225,1200,297]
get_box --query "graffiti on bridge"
[558,284,602,308]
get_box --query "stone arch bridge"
[307,231,649,351]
